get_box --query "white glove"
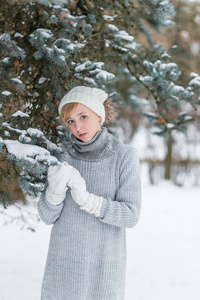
[68,167,103,217]
[46,162,74,205]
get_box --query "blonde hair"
[59,97,116,127]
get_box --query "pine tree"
[0,0,200,207]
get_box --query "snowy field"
[0,165,200,300]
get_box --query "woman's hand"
[68,167,103,217]
[68,167,89,206]
[45,162,74,205]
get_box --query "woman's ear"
[98,115,102,123]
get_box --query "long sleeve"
[37,183,64,225]
[98,147,141,228]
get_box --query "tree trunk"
[164,132,172,180]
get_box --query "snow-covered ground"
[0,164,200,300]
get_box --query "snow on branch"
[12,110,29,118]
[4,140,58,165]
[0,33,26,59]
[74,60,115,87]
[106,24,141,54]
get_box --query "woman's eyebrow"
[67,112,87,121]
[76,112,87,116]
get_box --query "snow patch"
[2,91,12,96]
[38,77,46,84]
[4,140,58,164]
[12,110,29,118]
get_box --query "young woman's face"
[66,103,102,142]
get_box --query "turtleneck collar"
[64,127,121,161]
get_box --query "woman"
[38,85,141,300]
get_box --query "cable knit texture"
[38,127,141,300]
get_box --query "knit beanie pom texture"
[58,86,108,125]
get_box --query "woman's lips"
[79,133,87,138]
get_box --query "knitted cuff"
[80,193,103,217]
[46,185,68,206]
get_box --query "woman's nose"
[75,121,82,131]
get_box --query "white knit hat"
[58,86,108,125]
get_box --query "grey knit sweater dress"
[38,127,141,300]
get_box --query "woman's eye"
[67,120,73,125]
[81,115,86,120]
